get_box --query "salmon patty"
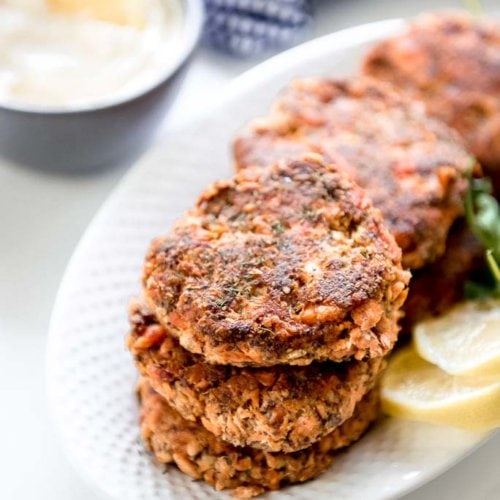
[128,299,385,452]
[363,12,500,187]
[139,380,379,498]
[143,155,409,366]
[401,221,484,333]
[234,77,471,269]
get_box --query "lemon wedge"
[381,347,500,431]
[47,0,147,28]
[414,299,500,377]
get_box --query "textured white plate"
[47,19,489,500]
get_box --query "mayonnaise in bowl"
[0,0,184,110]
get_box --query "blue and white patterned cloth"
[203,0,313,57]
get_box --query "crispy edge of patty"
[362,11,500,177]
[128,299,385,452]
[143,155,410,366]
[138,379,380,498]
[233,77,471,269]
[401,220,485,334]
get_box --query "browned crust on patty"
[143,155,410,366]
[363,12,500,185]
[233,77,471,269]
[401,220,484,334]
[128,299,385,452]
[138,380,380,498]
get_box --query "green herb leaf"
[486,249,500,282]
[464,161,500,298]
[464,280,500,300]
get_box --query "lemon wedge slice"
[414,299,500,377]
[381,347,500,431]
[47,0,147,28]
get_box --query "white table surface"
[0,1,498,499]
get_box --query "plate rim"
[46,16,492,500]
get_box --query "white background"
[0,1,498,499]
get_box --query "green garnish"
[464,162,500,298]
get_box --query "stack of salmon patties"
[128,154,410,497]
[234,77,475,332]
[362,11,499,326]
[128,12,489,496]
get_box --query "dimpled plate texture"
[47,19,489,500]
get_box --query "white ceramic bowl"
[0,0,204,171]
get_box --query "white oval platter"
[46,19,489,500]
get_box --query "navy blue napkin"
[203,0,313,57]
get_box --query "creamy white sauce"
[0,0,183,109]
